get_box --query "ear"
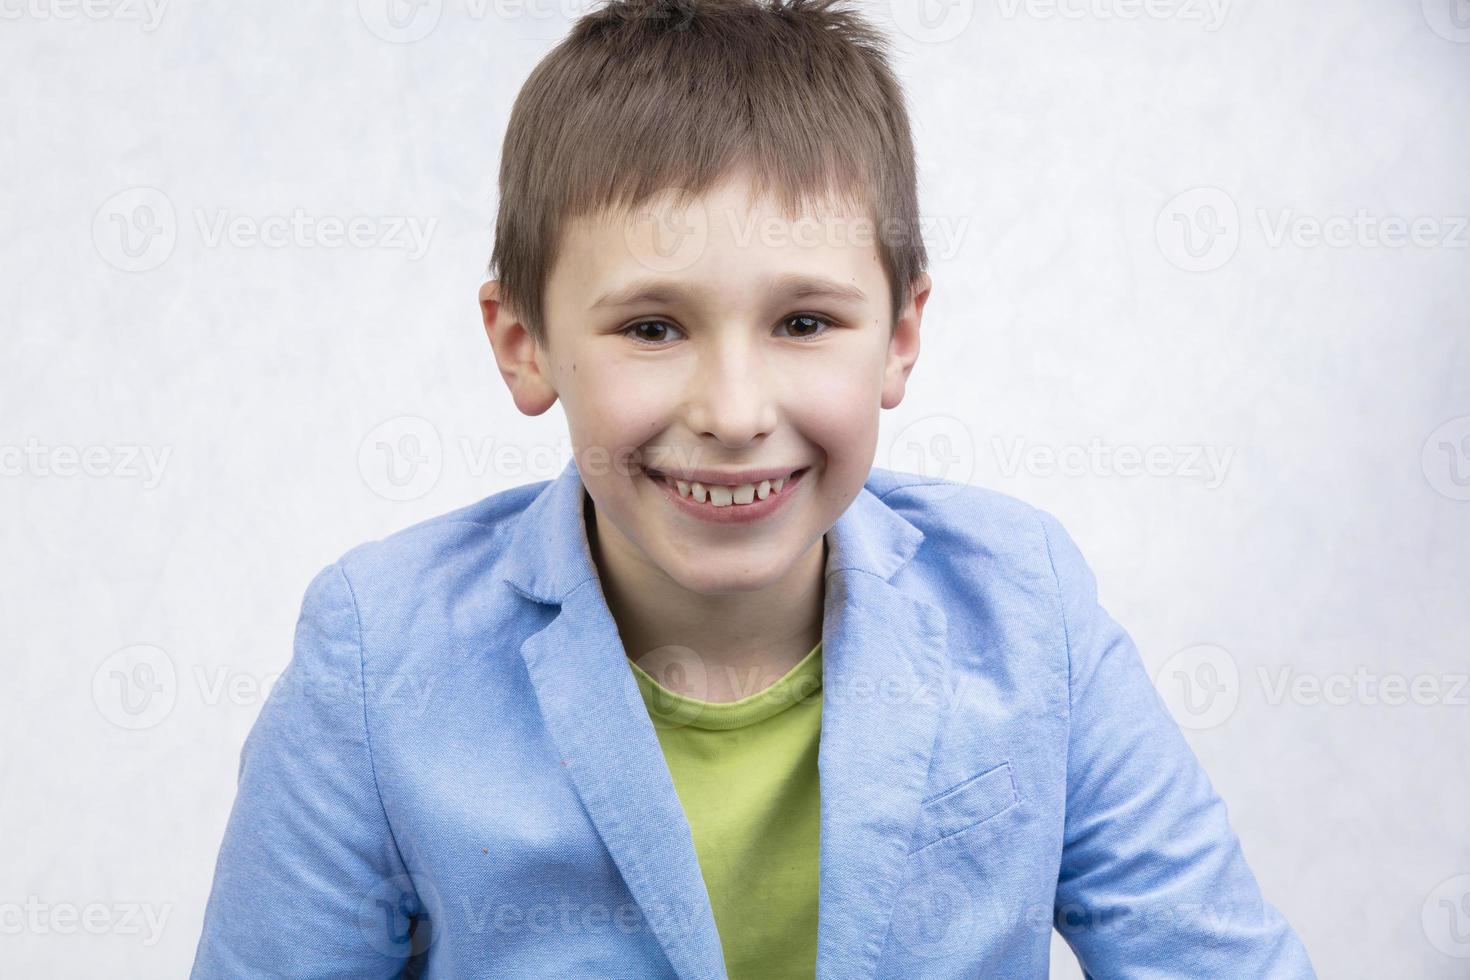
[881,271,931,411]
[479,280,559,417]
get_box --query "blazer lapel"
[815,488,949,980]
[503,461,727,980]
[501,460,946,980]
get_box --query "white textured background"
[2,1,1467,976]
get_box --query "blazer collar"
[503,459,947,980]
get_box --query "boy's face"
[484,168,929,597]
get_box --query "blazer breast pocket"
[909,760,1019,855]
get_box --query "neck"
[587,496,827,703]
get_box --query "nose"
[683,330,779,450]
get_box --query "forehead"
[548,170,885,314]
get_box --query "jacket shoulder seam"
[340,516,514,560]
[873,479,962,501]
[329,561,412,875]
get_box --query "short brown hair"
[488,0,927,347]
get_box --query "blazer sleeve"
[1037,510,1317,978]
[190,563,418,978]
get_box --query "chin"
[663,559,786,597]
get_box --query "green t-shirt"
[628,642,823,980]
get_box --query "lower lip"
[643,467,809,525]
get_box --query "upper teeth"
[654,471,792,506]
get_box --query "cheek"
[790,360,881,445]
[566,362,667,460]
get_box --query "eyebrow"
[589,273,868,311]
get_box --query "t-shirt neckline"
[628,641,823,730]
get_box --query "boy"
[192,0,1317,977]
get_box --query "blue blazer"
[192,460,1316,978]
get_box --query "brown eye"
[622,320,682,345]
[778,314,834,341]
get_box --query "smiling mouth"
[642,466,810,507]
